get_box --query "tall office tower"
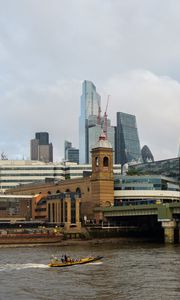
[30,132,53,163]
[64,140,79,163]
[64,140,72,160]
[79,80,101,164]
[30,139,39,160]
[141,145,154,163]
[35,132,49,145]
[115,112,142,166]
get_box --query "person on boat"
[64,254,68,262]
[53,256,59,263]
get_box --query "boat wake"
[0,263,49,272]
[89,261,103,265]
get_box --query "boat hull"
[48,256,103,267]
[0,233,62,245]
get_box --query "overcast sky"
[0,0,180,161]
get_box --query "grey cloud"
[0,0,179,161]
[102,70,180,160]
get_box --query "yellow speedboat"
[48,255,103,268]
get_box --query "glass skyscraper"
[79,80,101,163]
[115,112,142,166]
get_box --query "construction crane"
[103,95,110,139]
[97,98,101,125]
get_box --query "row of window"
[0,173,63,177]
[0,166,91,171]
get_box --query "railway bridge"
[95,201,180,243]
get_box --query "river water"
[0,240,180,300]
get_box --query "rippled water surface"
[0,241,180,300]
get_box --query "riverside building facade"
[5,135,180,243]
[0,160,121,193]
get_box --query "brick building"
[8,134,115,226]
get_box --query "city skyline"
[0,1,179,161]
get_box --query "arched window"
[56,190,60,193]
[105,201,112,207]
[95,157,99,167]
[76,187,81,197]
[65,189,71,197]
[47,191,51,194]
[103,156,109,167]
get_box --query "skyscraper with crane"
[79,81,114,164]
[79,80,101,164]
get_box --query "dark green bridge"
[95,202,180,243]
[103,202,180,221]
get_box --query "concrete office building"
[115,112,142,166]
[79,80,101,164]
[0,159,121,192]
[30,132,53,163]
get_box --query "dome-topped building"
[93,131,112,149]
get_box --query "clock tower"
[91,132,114,216]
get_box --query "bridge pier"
[162,221,176,244]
